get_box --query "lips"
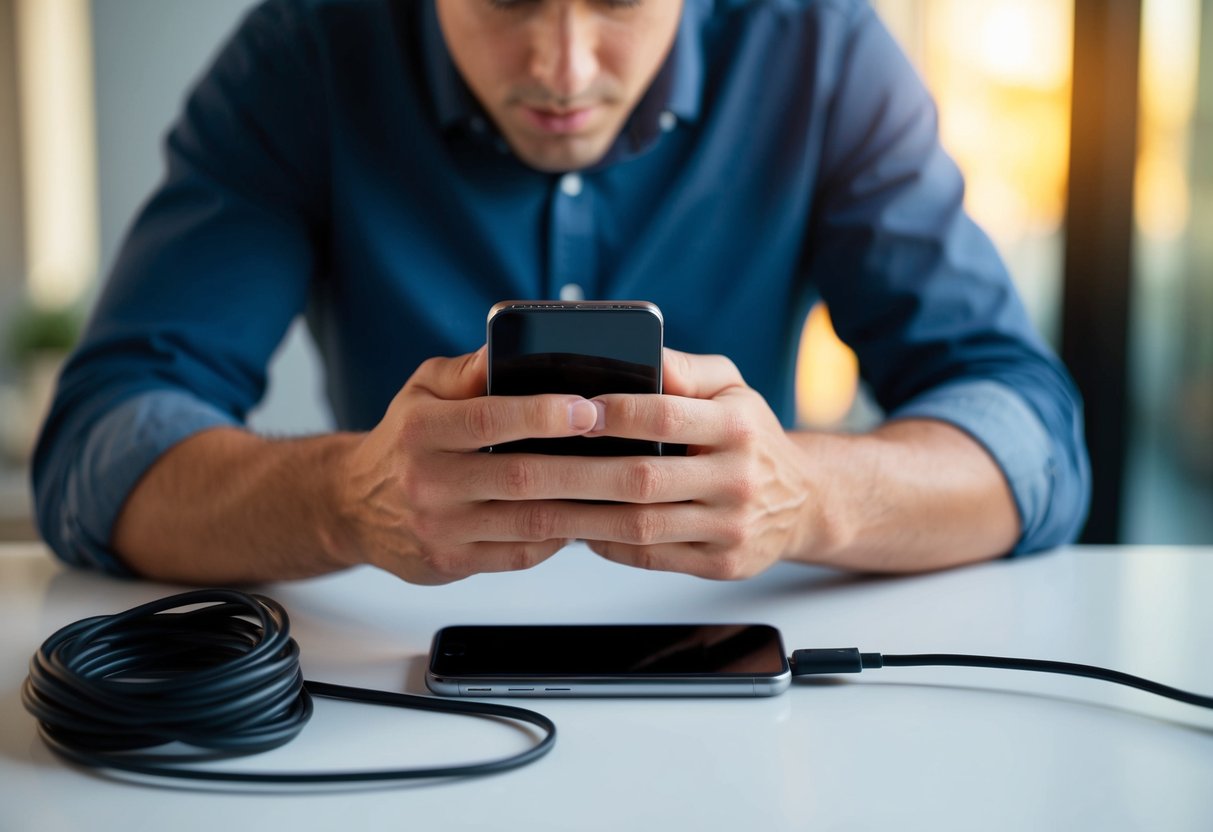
[520,105,596,135]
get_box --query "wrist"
[788,420,1019,572]
[785,430,863,567]
[314,432,368,571]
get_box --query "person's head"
[435,0,684,173]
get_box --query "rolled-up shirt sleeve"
[44,392,239,574]
[888,380,1076,554]
[31,0,328,574]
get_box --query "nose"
[528,5,599,103]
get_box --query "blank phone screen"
[488,306,663,455]
[429,624,789,677]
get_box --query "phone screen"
[487,302,663,456]
[427,624,791,697]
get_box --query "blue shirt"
[33,0,1090,574]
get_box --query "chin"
[510,136,613,173]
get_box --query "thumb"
[408,345,488,401]
[662,347,747,400]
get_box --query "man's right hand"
[330,346,603,584]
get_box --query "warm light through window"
[13,0,99,311]
[795,305,858,428]
[1135,0,1200,245]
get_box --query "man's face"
[435,0,684,173]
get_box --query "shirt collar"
[420,0,708,135]
[663,0,709,124]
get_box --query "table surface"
[2,542,1211,831]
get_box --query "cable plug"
[790,648,883,677]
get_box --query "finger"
[455,453,709,503]
[470,500,730,546]
[414,394,603,451]
[385,538,569,585]
[661,348,746,400]
[586,539,757,581]
[459,538,569,575]
[406,346,488,401]
[587,392,752,447]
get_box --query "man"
[33,0,1089,584]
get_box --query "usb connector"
[790,648,883,676]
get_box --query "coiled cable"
[21,589,555,784]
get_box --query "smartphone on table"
[426,623,791,697]
[486,300,667,456]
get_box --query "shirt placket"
[547,172,596,301]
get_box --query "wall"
[0,0,24,331]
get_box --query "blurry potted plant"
[2,299,82,462]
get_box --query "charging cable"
[790,648,1213,709]
[21,589,555,784]
[24,591,1213,787]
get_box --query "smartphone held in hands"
[486,300,665,456]
[426,623,792,697]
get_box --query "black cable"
[790,647,1213,710]
[27,592,1211,786]
[21,590,555,784]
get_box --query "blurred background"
[0,0,1208,545]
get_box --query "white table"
[2,542,1211,831]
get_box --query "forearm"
[112,428,360,583]
[795,419,1020,572]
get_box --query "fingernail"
[569,400,598,431]
[591,400,606,432]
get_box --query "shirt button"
[658,111,677,133]
[559,173,583,197]
[559,283,585,302]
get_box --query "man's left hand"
[576,348,821,579]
